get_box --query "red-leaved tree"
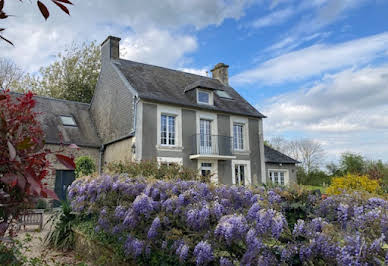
[0,89,75,237]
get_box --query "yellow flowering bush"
[327,173,381,195]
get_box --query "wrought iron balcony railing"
[191,134,233,156]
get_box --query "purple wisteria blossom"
[147,216,161,239]
[193,241,214,265]
[214,215,248,245]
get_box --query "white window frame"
[230,116,249,153]
[156,104,182,149]
[197,89,213,105]
[232,160,251,186]
[233,123,244,150]
[268,169,289,186]
[160,114,176,146]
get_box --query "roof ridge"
[10,91,91,106]
[264,145,300,163]
[116,58,221,83]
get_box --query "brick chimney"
[211,63,229,86]
[101,36,121,62]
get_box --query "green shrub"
[75,156,96,178]
[35,198,48,209]
[297,167,331,186]
[106,159,200,181]
[44,201,76,250]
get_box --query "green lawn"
[303,185,327,194]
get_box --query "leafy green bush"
[75,156,96,178]
[106,159,200,181]
[44,201,76,250]
[297,166,331,186]
[35,198,48,209]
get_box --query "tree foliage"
[0,90,75,238]
[0,58,24,90]
[75,156,96,178]
[0,0,73,45]
[27,42,101,103]
[266,136,325,173]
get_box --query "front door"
[54,170,75,207]
[200,119,212,154]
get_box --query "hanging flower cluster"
[68,175,388,265]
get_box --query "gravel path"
[16,213,87,266]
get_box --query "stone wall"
[44,144,100,190]
[90,60,135,143]
[103,137,134,166]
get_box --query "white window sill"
[233,150,250,156]
[156,145,184,152]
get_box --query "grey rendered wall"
[265,163,297,185]
[141,103,157,160]
[248,118,262,186]
[217,114,232,184]
[90,61,134,143]
[182,109,197,169]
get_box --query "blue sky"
[2,0,388,164]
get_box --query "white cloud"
[178,67,209,76]
[231,32,388,85]
[251,8,294,29]
[262,65,388,161]
[121,30,197,68]
[0,0,254,72]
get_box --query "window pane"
[233,124,244,150]
[215,90,232,99]
[60,116,76,126]
[274,172,279,184]
[161,115,167,144]
[240,165,245,186]
[198,91,209,104]
[235,166,239,185]
[280,172,285,185]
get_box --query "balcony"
[190,134,236,160]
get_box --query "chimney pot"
[101,36,121,62]
[211,63,229,86]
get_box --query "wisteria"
[68,175,388,265]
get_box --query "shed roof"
[11,92,101,148]
[114,59,265,118]
[264,145,300,164]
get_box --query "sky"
[1,0,388,164]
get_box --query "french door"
[200,119,212,154]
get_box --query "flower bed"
[68,175,388,265]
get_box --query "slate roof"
[114,59,265,118]
[264,145,300,164]
[11,92,101,148]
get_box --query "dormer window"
[197,89,213,105]
[60,115,77,126]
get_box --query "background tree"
[27,42,101,103]
[266,137,325,173]
[0,0,73,45]
[0,58,24,90]
[339,152,365,175]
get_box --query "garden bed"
[67,175,388,265]
[73,227,129,265]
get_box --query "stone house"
[20,36,298,201]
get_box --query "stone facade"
[44,144,100,189]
